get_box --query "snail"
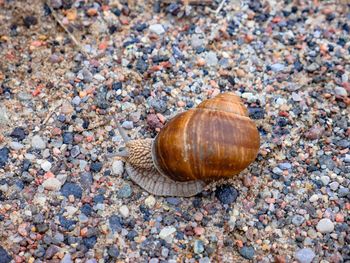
[112,92,260,197]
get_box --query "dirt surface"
[0,0,349,262]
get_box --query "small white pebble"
[119,205,130,218]
[42,178,62,191]
[145,195,156,208]
[309,194,319,202]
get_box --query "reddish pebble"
[194,212,203,222]
[265,197,275,204]
[335,213,344,223]
[177,101,186,107]
[74,134,84,143]
[156,113,166,124]
[51,127,62,136]
[80,227,88,237]
[86,8,98,16]
[274,255,286,263]
[18,223,28,237]
[304,125,324,140]
[193,227,205,236]
[14,255,23,263]
[85,135,94,142]
[120,17,129,25]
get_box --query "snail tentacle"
[113,115,130,143]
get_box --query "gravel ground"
[0,0,349,262]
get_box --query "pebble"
[41,160,52,171]
[80,172,93,190]
[70,145,80,158]
[239,246,255,260]
[31,135,46,149]
[62,132,73,144]
[215,185,238,204]
[149,24,165,34]
[199,258,211,263]
[0,147,10,168]
[306,63,319,72]
[273,167,283,175]
[90,162,102,173]
[329,181,339,191]
[107,246,120,258]
[316,218,335,233]
[42,178,62,191]
[10,127,26,141]
[145,195,156,208]
[292,215,305,226]
[0,246,12,263]
[204,51,218,66]
[159,226,176,240]
[278,162,292,170]
[112,159,124,176]
[270,63,285,72]
[166,197,181,205]
[61,253,73,263]
[0,106,9,125]
[9,141,23,150]
[344,154,350,163]
[292,92,302,102]
[193,239,204,254]
[117,183,132,198]
[320,175,330,186]
[60,102,74,115]
[295,248,316,263]
[119,205,129,218]
[60,182,83,199]
[122,121,134,130]
[334,86,347,97]
[309,194,319,202]
[161,247,169,258]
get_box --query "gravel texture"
[0,0,349,262]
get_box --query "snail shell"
[115,92,260,197]
[152,92,260,182]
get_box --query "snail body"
[115,92,260,197]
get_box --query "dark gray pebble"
[0,246,12,263]
[215,185,238,205]
[10,127,26,141]
[81,203,93,216]
[90,162,103,173]
[136,58,148,74]
[109,214,123,233]
[80,172,93,190]
[45,245,59,259]
[59,215,77,231]
[23,16,38,28]
[62,132,74,144]
[83,236,97,249]
[0,147,10,168]
[117,184,132,198]
[239,246,255,260]
[107,245,120,258]
[135,23,148,32]
[147,97,168,113]
[166,197,181,206]
[248,107,265,119]
[61,182,83,199]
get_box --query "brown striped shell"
[152,92,260,182]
